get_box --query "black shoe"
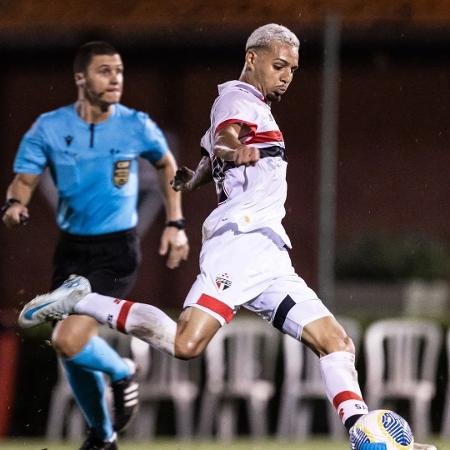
[112,358,139,432]
[79,430,118,450]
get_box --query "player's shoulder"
[219,81,262,101]
[214,82,262,113]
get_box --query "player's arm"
[153,151,189,269]
[2,173,40,228]
[171,155,212,193]
[214,123,260,166]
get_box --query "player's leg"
[66,292,222,359]
[246,267,368,434]
[301,315,368,430]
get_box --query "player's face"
[82,54,124,106]
[251,43,299,103]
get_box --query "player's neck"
[238,73,270,105]
[75,99,113,124]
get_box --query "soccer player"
[3,41,189,449]
[17,25,431,449]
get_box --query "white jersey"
[201,80,292,248]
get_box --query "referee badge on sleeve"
[113,160,131,187]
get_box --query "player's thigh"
[246,274,333,341]
[176,308,221,345]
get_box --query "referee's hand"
[159,227,189,269]
[2,204,29,228]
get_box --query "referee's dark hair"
[73,41,119,73]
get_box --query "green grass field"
[0,439,448,450]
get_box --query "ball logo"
[381,411,413,446]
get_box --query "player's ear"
[75,73,86,87]
[245,50,258,71]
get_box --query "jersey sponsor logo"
[113,160,131,187]
[215,273,232,291]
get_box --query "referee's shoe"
[112,358,139,432]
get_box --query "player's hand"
[171,166,195,192]
[2,203,29,228]
[159,227,189,269]
[233,145,260,166]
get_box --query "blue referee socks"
[62,335,131,440]
[67,336,131,382]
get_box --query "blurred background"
[0,0,449,445]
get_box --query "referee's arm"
[2,173,40,227]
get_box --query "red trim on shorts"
[197,294,234,323]
[116,300,134,333]
[215,119,257,135]
[332,391,364,409]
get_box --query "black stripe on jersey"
[259,146,287,162]
[200,146,209,157]
[212,156,235,204]
[273,295,296,332]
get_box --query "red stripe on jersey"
[116,300,135,333]
[332,391,364,409]
[215,119,257,135]
[246,130,284,144]
[197,293,234,323]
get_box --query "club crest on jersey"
[113,160,131,187]
[215,273,232,291]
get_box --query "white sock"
[75,293,176,356]
[319,351,368,429]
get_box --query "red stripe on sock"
[333,391,364,409]
[197,294,234,323]
[116,300,134,333]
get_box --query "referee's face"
[83,54,124,107]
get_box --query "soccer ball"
[349,409,414,450]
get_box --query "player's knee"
[322,333,355,356]
[174,338,204,360]
[51,328,89,357]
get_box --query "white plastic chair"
[441,329,450,438]
[277,316,361,440]
[198,318,280,440]
[46,327,132,441]
[125,337,200,440]
[364,318,442,440]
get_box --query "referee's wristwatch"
[1,198,22,214]
[165,218,186,230]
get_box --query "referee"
[2,41,189,450]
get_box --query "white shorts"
[183,226,332,339]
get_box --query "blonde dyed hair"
[245,23,299,52]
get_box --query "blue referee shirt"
[14,103,168,235]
